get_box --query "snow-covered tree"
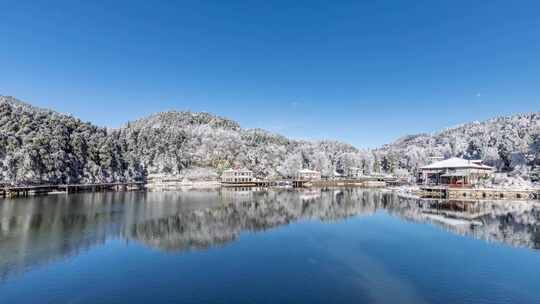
[1,95,539,185]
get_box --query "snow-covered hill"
[375,112,540,178]
[0,96,368,184]
[1,95,539,185]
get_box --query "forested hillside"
[0,96,130,185]
[1,95,539,185]
[375,113,540,178]
[0,96,369,185]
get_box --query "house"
[296,169,322,181]
[347,167,363,179]
[221,168,254,185]
[419,157,493,186]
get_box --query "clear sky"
[1,0,539,148]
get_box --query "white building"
[419,157,494,186]
[221,168,254,184]
[296,169,322,181]
[347,167,363,179]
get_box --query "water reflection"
[1,188,539,281]
[384,195,540,249]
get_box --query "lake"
[1,188,539,304]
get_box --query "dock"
[1,182,145,198]
[419,185,537,200]
[221,181,257,187]
[222,180,284,187]
[289,177,406,188]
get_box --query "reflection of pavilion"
[386,196,540,249]
[417,201,486,233]
[422,200,492,220]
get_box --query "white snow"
[420,157,493,170]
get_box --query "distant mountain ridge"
[0,95,539,185]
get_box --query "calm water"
[1,188,540,304]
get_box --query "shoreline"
[2,181,539,203]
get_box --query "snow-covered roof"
[298,169,320,174]
[420,157,494,170]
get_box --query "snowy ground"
[477,173,540,190]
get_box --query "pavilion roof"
[420,157,493,170]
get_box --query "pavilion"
[419,157,493,186]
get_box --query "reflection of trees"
[131,189,540,251]
[128,188,379,251]
[0,191,220,281]
[381,194,540,249]
[1,188,539,281]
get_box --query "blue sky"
[1,0,539,148]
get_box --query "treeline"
[1,95,539,185]
[374,114,540,179]
[0,96,367,185]
[0,96,132,184]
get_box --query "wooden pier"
[1,182,145,198]
[221,180,281,187]
[221,181,257,187]
[419,185,537,200]
[291,176,404,188]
